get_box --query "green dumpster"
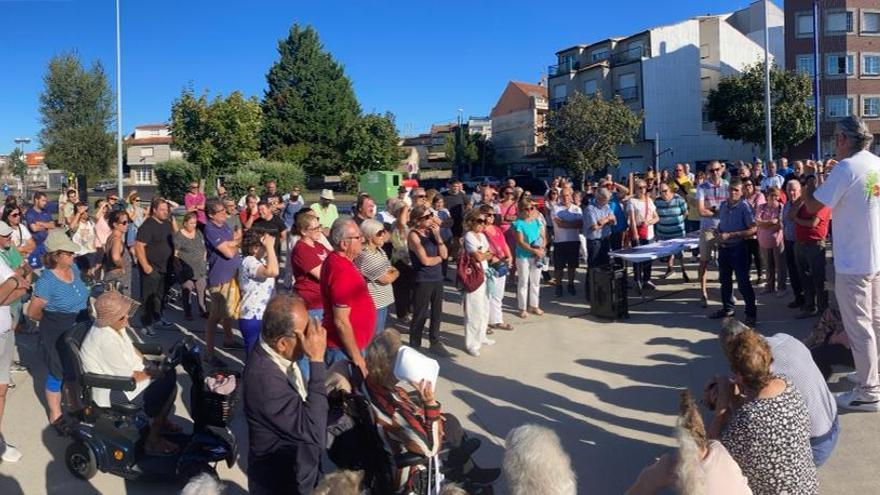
[359,171,402,205]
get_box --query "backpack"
[457,250,484,293]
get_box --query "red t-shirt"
[291,240,328,309]
[321,251,376,351]
[795,204,830,242]
[239,209,259,228]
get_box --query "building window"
[864,97,880,118]
[826,54,854,76]
[591,47,609,62]
[139,147,154,157]
[826,11,854,34]
[583,79,597,96]
[796,55,815,76]
[617,73,638,101]
[827,96,853,118]
[149,129,161,136]
[136,167,152,183]
[862,11,880,34]
[552,84,567,99]
[795,12,814,37]
[864,54,880,76]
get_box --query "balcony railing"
[548,59,580,77]
[616,86,639,102]
[610,45,646,66]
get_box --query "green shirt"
[0,246,21,270]
[310,202,339,229]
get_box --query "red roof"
[127,136,172,145]
[25,152,45,167]
[511,81,547,98]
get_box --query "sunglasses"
[710,168,722,172]
[9,213,19,218]
[414,195,427,199]
[526,206,536,211]
[475,218,486,224]
[420,212,434,220]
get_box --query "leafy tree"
[170,87,262,177]
[6,148,27,185]
[546,91,642,180]
[261,24,361,177]
[706,62,814,155]
[38,52,115,179]
[154,158,199,202]
[245,159,306,194]
[444,130,478,166]
[222,169,262,200]
[344,113,401,176]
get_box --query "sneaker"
[844,371,859,384]
[567,284,576,296]
[0,442,22,463]
[835,389,880,412]
[775,288,789,299]
[221,340,245,350]
[481,338,496,346]
[466,348,480,357]
[9,362,27,373]
[682,272,691,283]
[430,341,453,358]
[661,268,673,279]
[141,325,156,337]
[643,281,656,290]
[744,315,757,327]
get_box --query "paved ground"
[0,259,877,494]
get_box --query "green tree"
[706,62,814,155]
[38,52,115,179]
[261,24,361,177]
[344,112,401,176]
[546,91,642,180]
[6,148,28,185]
[444,130,478,166]
[170,87,262,177]
[154,158,199,202]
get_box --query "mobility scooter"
[60,333,238,482]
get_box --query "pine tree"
[261,24,361,177]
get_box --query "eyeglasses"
[118,221,128,226]
[376,229,387,236]
[420,212,434,220]
[211,209,225,215]
[109,197,118,201]
[729,188,742,193]
[8,213,19,218]
[413,195,427,199]
[637,186,647,190]
[525,206,536,211]
[660,189,670,193]
[710,168,722,172]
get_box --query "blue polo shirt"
[25,207,52,246]
[717,199,754,246]
[608,194,627,233]
[204,220,241,287]
[584,204,613,240]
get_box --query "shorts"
[699,229,718,262]
[0,332,13,385]
[209,276,240,320]
[553,241,580,270]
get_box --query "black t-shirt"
[444,191,468,234]
[252,214,286,255]
[261,193,283,209]
[135,217,174,273]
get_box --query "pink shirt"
[755,202,783,249]
[184,191,206,224]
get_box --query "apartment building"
[546,0,783,176]
[785,0,880,158]
[490,81,549,169]
[124,123,182,185]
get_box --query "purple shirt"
[204,220,240,287]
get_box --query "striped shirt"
[355,247,395,309]
[696,179,729,230]
[34,264,89,313]
[654,195,687,239]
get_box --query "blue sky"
[1,0,775,153]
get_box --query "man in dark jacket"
[243,293,328,495]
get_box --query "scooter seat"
[110,401,140,415]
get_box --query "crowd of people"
[0,115,879,494]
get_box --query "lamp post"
[13,137,31,196]
[115,0,124,197]
[763,1,773,164]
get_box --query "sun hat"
[320,189,335,201]
[45,230,82,253]
[94,291,134,327]
[0,221,12,237]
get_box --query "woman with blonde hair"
[355,218,399,335]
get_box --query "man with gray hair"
[320,216,375,377]
[803,115,880,412]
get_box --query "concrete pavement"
[0,264,877,494]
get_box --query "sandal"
[528,307,544,316]
[486,327,494,335]
[518,310,528,319]
[493,322,513,330]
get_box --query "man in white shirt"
[551,187,583,296]
[80,291,180,453]
[806,116,880,412]
[759,161,785,192]
[0,223,29,463]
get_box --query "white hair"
[503,424,576,495]
[674,425,708,495]
[180,473,224,495]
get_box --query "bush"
[155,159,199,202]
[222,169,262,200]
[242,159,306,194]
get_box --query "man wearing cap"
[80,291,179,454]
[310,189,339,235]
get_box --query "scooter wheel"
[66,442,98,480]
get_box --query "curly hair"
[503,424,576,495]
[242,229,265,257]
[725,328,774,392]
[365,328,402,388]
[463,207,485,232]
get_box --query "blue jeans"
[810,416,839,467]
[375,305,388,336]
[239,318,262,359]
[298,308,325,382]
[719,242,756,317]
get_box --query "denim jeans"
[375,304,389,336]
[810,416,839,467]
[297,308,325,382]
[719,242,756,317]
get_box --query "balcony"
[615,86,639,102]
[610,45,646,66]
[548,59,580,78]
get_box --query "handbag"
[490,260,509,278]
[457,251,485,293]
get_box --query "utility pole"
[812,0,821,160]
[115,0,124,197]
[763,1,773,164]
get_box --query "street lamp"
[12,138,31,195]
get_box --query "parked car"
[417,178,449,194]
[462,176,500,192]
[509,175,549,211]
[92,180,115,192]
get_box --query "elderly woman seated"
[79,291,179,454]
[363,329,499,493]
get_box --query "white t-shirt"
[0,262,12,333]
[11,223,31,250]
[80,325,150,407]
[759,174,784,191]
[814,149,880,274]
[552,203,583,243]
[627,196,658,240]
[238,255,276,320]
[463,231,489,270]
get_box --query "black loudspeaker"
[589,266,629,319]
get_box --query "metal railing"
[610,45,646,66]
[548,59,580,77]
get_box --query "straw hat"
[45,230,81,253]
[320,189,335,201]
[94,291,134,328]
